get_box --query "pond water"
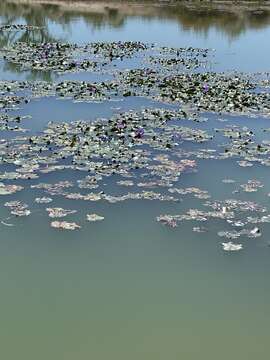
[1,1,270,359]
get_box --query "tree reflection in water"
[1,0,270,39]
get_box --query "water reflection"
[0,2,58,80]
[1,0,270,41]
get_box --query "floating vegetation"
[240,180,263,192]
[46,207,77,218]
[1,41,149,74]
[11,208,31,217]
[218,227,261,239]
[35,197,53,204]
[55,81,118,102]
[168,187,210,199]
[31,181,73,196]
[51,221,81,230]
[222,179,236,184]
[0,183,23,195]
[118,70,270,116]
[147,46,210,70]
[5,201,30,217]
[0,24,41,32]
[0,36,269,253]
[157,215,178,228]
[204,200,266,214]
[193,226,207,233]
[86,214,104,222]
[222,242,243,252]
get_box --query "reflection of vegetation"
[0,0,126,34]
[0,1,61,80]
[165,6,270,39]
[1,0,270,79]
[0,3,57,45]
[2,61,55,81]
[1,0,270,40]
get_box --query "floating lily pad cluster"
[0,33,270,253]
[0,24,41,32]
[1,41,212,75]
[1,41,150,73]
[118,70,270,115]
[157,198,267,251]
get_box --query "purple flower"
[135,127,144,139]
[88,86,96,93]
[203,84,209,93]
[117,121,125,130]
